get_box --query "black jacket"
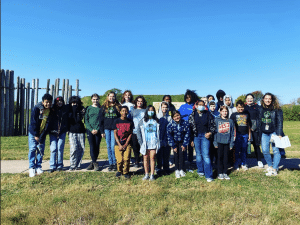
[48,104,69,135]
[244,103,260,132]
[68,105,86,133]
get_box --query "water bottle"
[247,141,251,155]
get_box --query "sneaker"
[36,168,43,175]
[108,165,113,171]
[265,166,274,176]
[149,174,155,181]
[223,174,230,180]
[69,167,75,171]
[241,165,248,171]
[113,164,117,171]
[265,166,272,173]
[86,162,94,170]
[48,169,56,173]
[257,161,264,168]
[273,169,278,176]
[175,170,181,179]
[29,168,36,177]
[142,174,150,180]
[266,168,278,176]
[197,172,205,177]
[75,167,82,170]
[124,174,130,179]
[93,162,100,171]
[116,172,122,178]
[179,170,186,177]
[188,169,194,173]
[169,161,173,166]
[218,174,224,180]
[206,178,213,182]
[57,168,63,172]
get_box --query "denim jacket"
[167,119,190,148]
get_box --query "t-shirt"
[230,112,251,135]
[113,118,134,145]
[144,119,158,149]
[261,108,275,133]
[40,108,50,134]
[130,108,146,134]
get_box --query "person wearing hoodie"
[207,94,215,102]
[207,100,219,167]
[28,93,53,177]
[216,90,226,110]
[157,95,176,118]
[156,101,172,175]
[222,94,237,118]
[178,89,199,171]
[48,96,69,173]
[208,100,220,118]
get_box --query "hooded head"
[223,95,234,108]
[216,90,226,102]
[157,101,171,120]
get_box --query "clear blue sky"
[2,0,300,104]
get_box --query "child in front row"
[214,106,234,180]
[113,106,134,179]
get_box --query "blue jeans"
[234,133,248,167]
[105,129,116,165]
[194,133,212,179]
[28,132,45,169]
[49,132,66,169]
[261,132,281,170]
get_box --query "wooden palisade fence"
[0,69,81,137]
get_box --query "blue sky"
[2,0,300,104]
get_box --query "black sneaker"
[86,162,94,170]
[124,174,130,179]
[108,165,113,171]
[116,172,122,177]
[69,167,75,171]
[75,167,82,170]
[57,168,63,172]
[93,162,100,171]
[113,164,117,171]
[48,169,56,173]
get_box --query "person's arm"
[166,123,176,150]
[182,121,191,149]
[230,120,235,149]
[114,129,123,150]
[99,107,105,137]
[84,107,94,133]
[136,120,143,146]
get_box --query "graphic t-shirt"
[40,108,50,134]
[230,112,251,135]
[261,108,274,133]
[113,118,134,145]
[217,120,230,134]
[144,119,158,149]
[130,109,146,134]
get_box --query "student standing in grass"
[130,95,147,168]
[28,93,53,177]
[100,92,121,171]
[113,106,134,179]
[121,90,135,115]
[137,105,160,181]
[207,100,219,168]
[230,100,252,171]
[48,96,69,173]
[214,106,234,180]
[222,94,237,118]
[157,95,176,118]
[167,111,191,179]
[68,96,86,170]
[85,94,101,171]
[258,93,283,176]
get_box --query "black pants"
[184,142,194,163]
[209,139,218,165]
[87,129,102,163]
[174,142,185,170]
[131,134,140,164]
[157,146,171,171]
[217,143,229,175]
[252,131,262,161]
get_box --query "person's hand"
[248,137,251,141]
[181,146,186,151]
[34,137,39,142]
[173,147,177,153]
[230,148,233,150]
[191,141,194,147]
[278,136,282,139]
[205,132,212,139]
[101,133,105,138]
[215,146,218,148]
[119,144,123,151]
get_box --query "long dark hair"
[143,105,159,123]
[69,95,84,110]
[133,95,147,109]
[121,90,133,104]
[261,92,280,110]
[162,95,172,102]
[184,89,199,104]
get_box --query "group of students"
[28,89,284,182]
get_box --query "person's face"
[164,96,171,103]
[201,98,208,105]
[225,97,231,106]
[236,105,244,113]
[208,96,214,102]
[108,93,115,102]
[246,95,254,105]
[197,101,205,107]
[263,95,272,106]
[173,113,181,122]
[56,100,63,107]
[161,104,168,113]
[209,104,216,112]
[92,96,99,105]
[71,102,77,107]
[148,107,154,112]
[186,95,191,103]
[120,108,128,117]
[43,100,52,109]
[124,92,131,102]
[137,98,144,108]
[220,109,228,118]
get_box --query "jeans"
[49,132,66,169]
[234,133,248,167]
[105,129,116,165]
[194,133,212,178]
[87,129,102,162]
[157,146,171,171]
[261,132,281,170]
[28,132,45,169]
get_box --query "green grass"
[1,121,299,160]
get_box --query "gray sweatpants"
[69,133,85,168]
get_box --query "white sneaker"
[223,174,230,180]
[258,161,264,168]
[206,178,213,182]
[265,167,274,176]
[241,165,248,171]
[29,168,36,177]
[175,170,181,179]
[179,170,186,177]
[142,174,150,180]
[36,168,43,175]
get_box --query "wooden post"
[34,78,39,106]
[65,79,69,103]
[14,77,20,135]
[31,79,35,110]
[25,82,30,135]
[76,79,79,96]
[9,71,14,136]
[19,78,25,135]
[55,78,60,97]
[5,70,10,136]
[46,79,50,94]
[0,70,5,136]
[62,79,65,101]
[51,85,54,97]
[69,85,72,100]
[53,78,57,99]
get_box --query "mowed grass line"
[1,121,300,160]
[1,169,300,224]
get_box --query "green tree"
[251,90,264,104]
[103,88,122,102]
[234,94,246,106]
[297,97,300,105]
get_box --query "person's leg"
[174,145,179,171]
[201,134,212,179]
[87,130,97,162]
[69,133,77,169]
[261,133,272,168]
[194,134,204,174]
[217,143,224,175]
[109,130,116,165]
[28,133,38,169]
[252,131,262,162]
[57,132,66,169]
[131,134,140,165]
[104,129,113,165]
[49,134,58,169]
[114,145,123,174]
[162,146,171,171]
[36,139,45,169]
[150,150,156,175]
[123,145,132,175]
[223,144,229,174]
[156,148,163,170]
[178,143,185,171]
[143,151,150,174]
[271,134,281,170]
[241,134,248,166]
[94,132,101,160]
[234,133,242,168]
[187,142,194,163]
[77,133,85,168]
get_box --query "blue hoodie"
[178,103,194,121]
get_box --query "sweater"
[85,105,101,132]
[99,106,120,133]
[213,117,235,148]
[167,119,190,148]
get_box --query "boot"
[93,162,100,171]
[86,162,94,170]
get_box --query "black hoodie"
[216,89,226,109]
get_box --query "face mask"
[148,111,154,117]
[197,106,205,111]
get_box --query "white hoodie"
[222,94,237,118]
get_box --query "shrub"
[282,105,300,121]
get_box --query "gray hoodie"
[222,94,237,118]
[213,117,235,149]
